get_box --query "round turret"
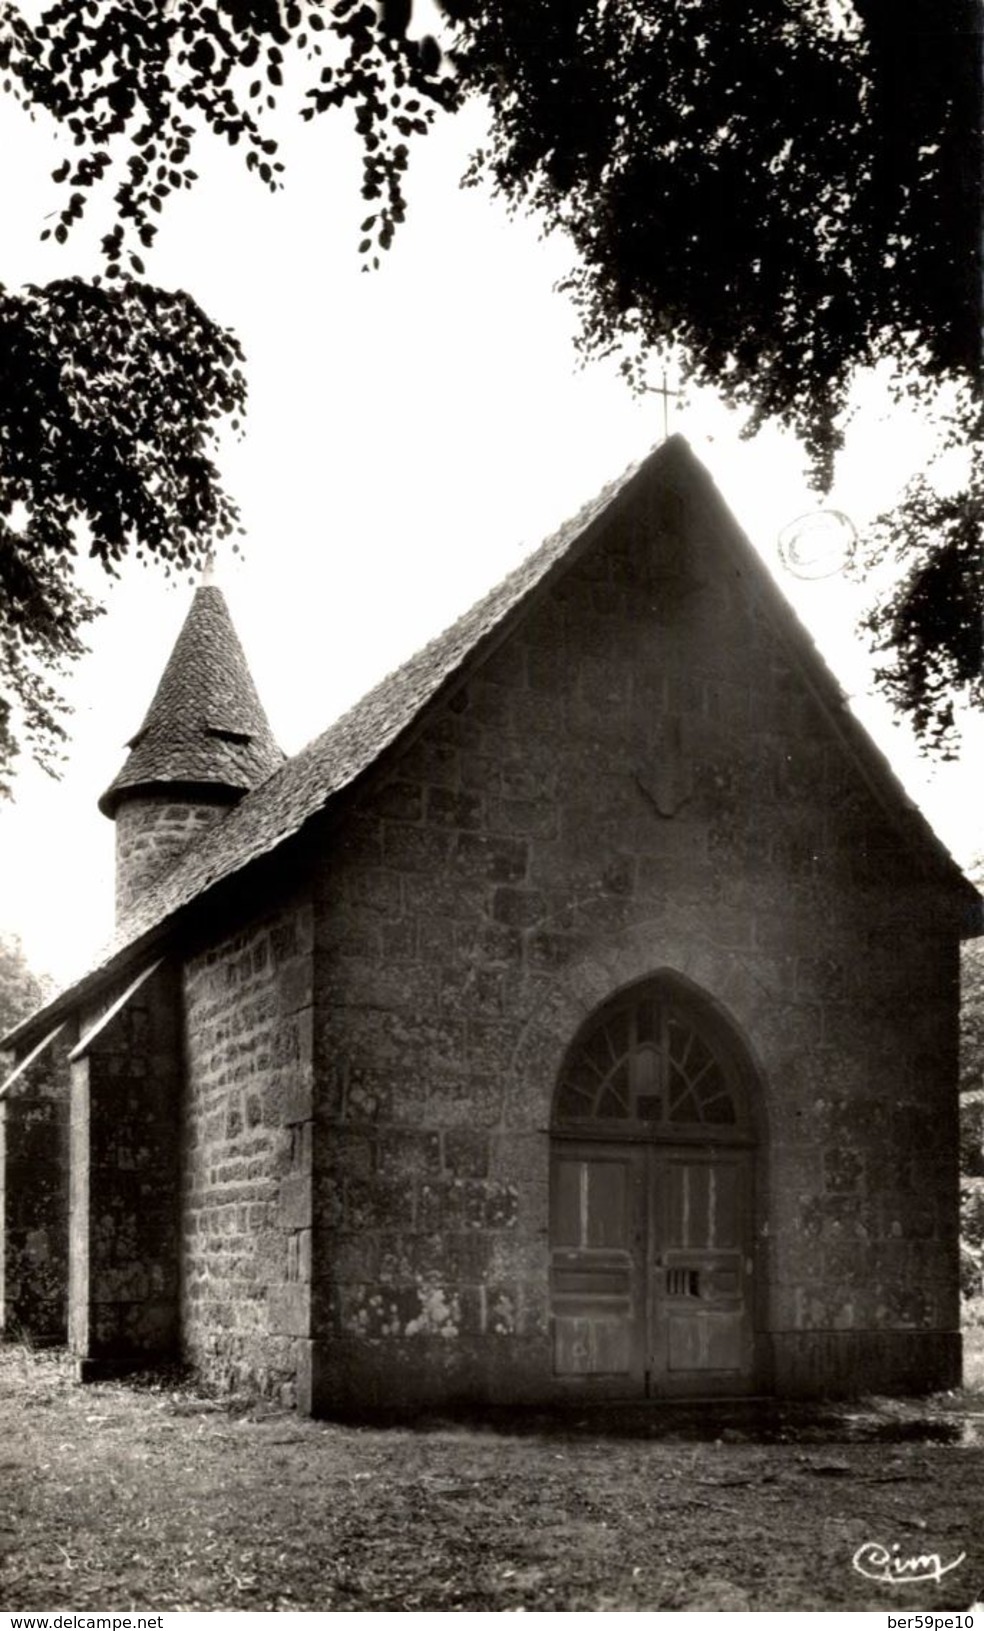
[100,582,283,923]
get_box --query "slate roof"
[3,435,980,1050]
[99,441,651,948]
[99,583,284,815]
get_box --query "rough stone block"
[262,1069,313,1127]
[374,782,425,822]
[278,1173,312,1229]
[474,925,523,966]
[452,833,529,884]
[487,796,558,840]
[268,1283,310,1336]
[442,1129,490,1178]
[344,1176,415,1232]
[377,1129,441,1180]
[492,888,545,929]
[426,787,484,829]
[383,823,454,873]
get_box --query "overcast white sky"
[0,66,979,986]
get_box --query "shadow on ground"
[445,1396,984,1446]
[26,1343,984,1445]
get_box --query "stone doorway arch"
[549,975,763,1397]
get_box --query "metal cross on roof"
[651,370,681,439]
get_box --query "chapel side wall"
[307,472,965,1411]
[0,1032,72,1344]
[180,888,315,1404]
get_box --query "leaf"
[2,0,978,754]
[0,279,246,786]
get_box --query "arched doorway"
[549,977,762,1397]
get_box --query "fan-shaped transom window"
[555,990,744,1131]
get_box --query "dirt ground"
[2,1346,984,1613]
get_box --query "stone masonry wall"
[0,1031,72,1343]
[69,965,182,1369]
[180,892,314,1404]
[114,791,236,922]
[308,470,965,1410]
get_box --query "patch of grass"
[3,1347,984,1612]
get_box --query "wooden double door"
[550,1140,756,1396]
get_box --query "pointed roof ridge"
[99,581,284,816]
[7,435,979,1055]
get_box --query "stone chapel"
[1,436,980,1414]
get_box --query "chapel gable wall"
[306,471,964,1409]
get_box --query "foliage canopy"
[0,277,245,791]
[0,0,979,774]
[0,930,49,1035]
[864,403,983,754]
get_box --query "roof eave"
[1,919,173,1054]
[97,774,252,819]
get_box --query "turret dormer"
[99,580,283,923]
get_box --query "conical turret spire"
[99,583,283,922]
[100,584,283,818]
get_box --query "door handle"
[666,1267,700,1297]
